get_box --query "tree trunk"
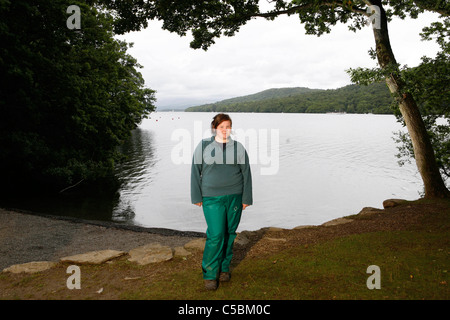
[372,2,449,198]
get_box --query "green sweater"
[191,136,253,205]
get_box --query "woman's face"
[215,120,232,141]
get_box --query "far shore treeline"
[185,82,394,114]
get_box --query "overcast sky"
[116,9,441,109]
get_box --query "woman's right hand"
[194,202,202,207]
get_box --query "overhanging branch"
[252,2,368,20]
[253,4,313,18]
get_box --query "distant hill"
[185,82,394,114]
[213,87,322,104]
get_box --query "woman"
[191,113,253,291]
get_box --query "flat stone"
[383,199,407,208]
[173,246,192,257]
[124,276,141,281]
[234,233,250,246]
[3,261,56,274]
[264,237,287,242]
[266,227,285,232]
[357,207,384,216]
[128,243,173,265]
[293,225,315,230]
[184,238,206,251]
[60,250,126,264]
[322,218,353,226]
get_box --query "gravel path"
[0,208,204,270]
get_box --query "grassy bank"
[120,230,448,300]
[0,198,449,300]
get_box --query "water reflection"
[0,186,120,222]
[112,128,157,223]
[0,129,157,223]
[1,112,424,232]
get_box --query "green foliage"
[96,0,260,50]
[0,0,155,195]
[186,82,393,114]
[95,1,448,50]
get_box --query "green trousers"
[202,194,243,280]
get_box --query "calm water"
[109,112,422,232]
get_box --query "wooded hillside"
[185,82,393,114]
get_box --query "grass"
[0,198,449,300]
[118,230,448,300]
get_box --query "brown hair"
[211,113,232,131]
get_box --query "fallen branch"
[59,179,85,194]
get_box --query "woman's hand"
[194,202,202,207]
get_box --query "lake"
[109,112,422,232]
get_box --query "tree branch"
[252,2,367,19]
[59,179,85,194]
[253,4,313,18]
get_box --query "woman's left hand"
[242,204,250,210]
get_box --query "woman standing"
[191,113,253,291]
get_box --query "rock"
[184,238,206,251]
[128,243,173,265]
[266,227,285,232]
[383,199,407,208]
[322,218,353,226]
[173,246,191,257]
[234,233,250,246]
[124,276,141,281]
[60,250,126,265]
[293,225,315,230]
[3,261,56,274]
[357,207,384,216]
[264,237,287,242]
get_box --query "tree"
[96,0,449,198]
[346,1,449,199]
[0,0,155,195]
[392,17,449,187]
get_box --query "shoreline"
[1,206,206,238]
[1,204,358,236]
[1,197,449,299]
[0,199,408,271]
[0,207,204,271]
